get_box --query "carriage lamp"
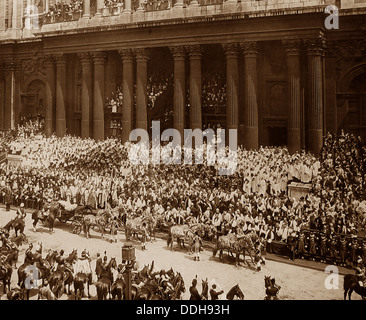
[122,243,135,300]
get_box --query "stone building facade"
[0,0,365,155]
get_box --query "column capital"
[44,55,55,67]
[78,52,93,64]
[222,42,239,57]
[91,51,106,64]
[169,46,186,59]
[240,41,259,56]
[118,49,134,62]
[305,35,327,56]
[185,45,203,58]
[3,60,15,71]
[53,54,67,67]
[133,48,149,62]
[282,39,302,55]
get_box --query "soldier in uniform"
[308,232,317,261]
[319,232,328,263]
[339,235,347,267]
[350,235,359,268]
[16,203,27,220]
[328,233,338,265]
[192,232,202,261]
[297,231,306,259]
[355,257,365,287]
[32,244,47,277]
[209,283,224,300]
[95,252,103,280]
[189,278,202,300]
[24,243,34,265]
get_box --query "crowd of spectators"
[0,122,365,267]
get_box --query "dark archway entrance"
[337,72,366,142]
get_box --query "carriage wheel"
[71,221,82,235]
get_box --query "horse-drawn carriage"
[32,200,94,234]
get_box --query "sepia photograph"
[0,0,365,305]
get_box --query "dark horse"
[111,272,126,300]
[201,278,209,300]
[96,257,117,300]
[17,247,55,300]
[0,250,18,294]
[32,207,58,234]
[48,249,78,296]
[3,218,25,237]
[343,274,366,300]
[226,284,245,300]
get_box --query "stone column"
[124,0,132,13]
[54,54,67,137]
[306,36,326,156]
[45,55,55,136]
[95,0,104,16]
[134,48,149,131]
[174,0,184,8]
[78,53,93,139]
[4,62,14,130]
[0,64,4,129]
[45,0,50,12]
[170,46,186,140]
[186,45,202,130]
[222,43,239,132]
[83,0,90,18]
[92,52,106,141]
[240,41,259,150]
[118,49,134,143]
[13,60,21,129]
[283,39,302,154]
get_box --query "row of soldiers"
[286,230,366,267]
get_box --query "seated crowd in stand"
[0,122,365,267]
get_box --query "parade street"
[0,208,355,300]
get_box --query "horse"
[48,249,78,296]
[343,274,366,300]
[226,284,245,300]
[96,257,117,300]
[213,233,255,267]
[73,255,93,300]
[167,224,194,252]
[38,280,63,300]
[111,274,126,300]
[170,272,185,300]
[3,218,25,237]
[32,208,57,234]
[82,211,110,239]
[201,278,209,300]
[17,246,55,300]
[0,252,17,294]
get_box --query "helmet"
[20,203,24,208]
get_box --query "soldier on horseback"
[32,244,47,277]
[355,257,365,287]
[24,243,34,265]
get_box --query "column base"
[308,128,323,156]
[243,126,258,150]
[288,128,301,154]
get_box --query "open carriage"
[57,201,94,235]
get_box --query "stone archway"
[337,65,366,142]
[21,79,46,124]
